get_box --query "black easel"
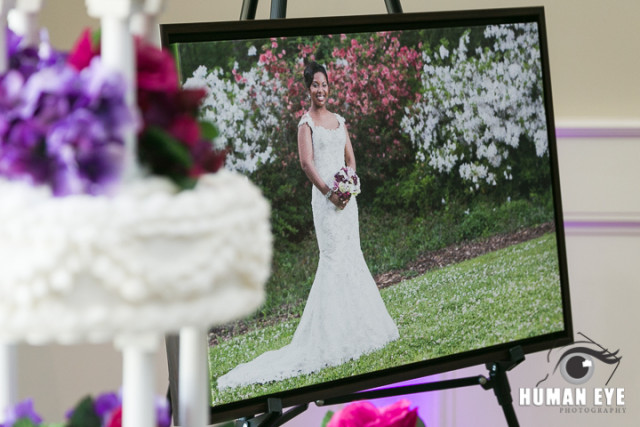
[230,2,523,426]
[239,0,403,20]
[235,347,524,427]
[235,398,308,427]
[316,346,525,427]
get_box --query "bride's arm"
[344,125,356,172]
[297,123,332,195]
[298,123,350,209]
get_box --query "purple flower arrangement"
[0,29,134,196]
[0,392,171,427]
[0,28,225,197]
[0,399,43,427]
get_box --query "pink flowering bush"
[323,400,424,427]
[257,33,422,187]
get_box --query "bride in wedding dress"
[217,61,398,389]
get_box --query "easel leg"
[240,0,402,20]
[482,346,524,427]
[486,361,520,427]
[240,0,258,20]
[270,0,287,19]
[165,334,180,424]
[384,0,403,13]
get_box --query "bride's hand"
[330,193,349,210]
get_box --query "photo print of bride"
[175,21,566,406]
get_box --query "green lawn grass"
[209,232,564,405]
[252,196,554,322]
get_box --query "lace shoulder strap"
[335,113,346,126]
[298,113,314,129]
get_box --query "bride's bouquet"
[332,166,361,201]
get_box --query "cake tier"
[0,171,271,344]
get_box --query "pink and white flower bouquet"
[332,166,361,201]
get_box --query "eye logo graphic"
[536,332,622,387]
[520,333,625,412]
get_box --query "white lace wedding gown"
[217,113,399,389]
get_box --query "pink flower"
[106,406,123,427]
[168,115,201,147]
[327,399,419,427]
[67,28,100,70]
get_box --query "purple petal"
[0,71,26,109]
[94,391,121,418]
[19,65,76,121]
[0,119,50,183]
[155,396,172,427]
[78,58,138,132]
[6,27,22,58]
[3,398,44,426]
[47,109,124,196]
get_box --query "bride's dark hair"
[303,61,328,89]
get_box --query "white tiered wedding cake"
[0,1,272,426]
[0,171,271,344]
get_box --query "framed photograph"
[161,6,572,423]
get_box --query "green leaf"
[13,419,38,427]
[320,410,334,427]
[91,29,101,47]
[199,120,219,141]
[140,126,192,168]
[66,396,101,427]
[415,417,427,427]
[138,126,194,189]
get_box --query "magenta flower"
[327,400,420,427]
[135,37,179,93]
[67,28,100,71]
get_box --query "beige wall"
[18,1,640,425]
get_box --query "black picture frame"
[161,6,573,424]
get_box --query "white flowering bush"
[401,23,549,194]
[184,58,284,173]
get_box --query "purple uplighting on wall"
[555,126,640,139]
[564,220,640,229]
